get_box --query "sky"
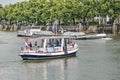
[0,0,26,6]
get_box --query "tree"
[1,0,120,26]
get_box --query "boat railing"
[21,44,62,53]
[21,41,78,52]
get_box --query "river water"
[0,31,120,80]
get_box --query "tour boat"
[20,36,79,60]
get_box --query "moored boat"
[20,36,79,60]
[17,26,41,37]
[17,26,55,37]
[75,33,107,40]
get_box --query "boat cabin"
[22,36,76,53]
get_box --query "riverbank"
[0,24,120,35]
[0,25,19,31]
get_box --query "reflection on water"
[0,57,79,80]
[21,57,78,80]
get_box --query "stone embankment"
[0,24,120,34]
[61,25,114,34]
[0,25,18,31]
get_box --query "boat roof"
[24,35,76,40]
[63,31,85,36]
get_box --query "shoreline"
[0,24,120,35]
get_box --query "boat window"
[46,38,61,47]
[46,39,54,47]
[30,39,44,48]
[66,39,72,44]
[55,39,61,46]
[39,39,44,47]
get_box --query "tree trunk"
[83,17,86,26]
[72,18,75,25]
[58,18,60,26]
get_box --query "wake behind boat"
[20,36,79,60]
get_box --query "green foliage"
[0,0,119,25]
[0,4,4,21]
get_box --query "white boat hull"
[76,33,107,40]
[20,48,78,60]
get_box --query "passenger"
[29,42,32,47]
[34,41,37,51]
[56,40,60,46]
[34,41,37,46]
[29,42,32,50]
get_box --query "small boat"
[17,26,55,37]
[32,31,55,37]
[19,36,79,60]
[63,31,85,36]
[17,26,42,37]
[75,33,107,40]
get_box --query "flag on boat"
[24,38,29,48]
